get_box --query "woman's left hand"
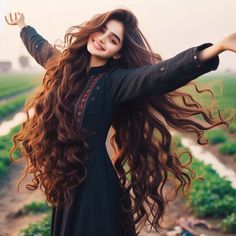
[220,32,236,53]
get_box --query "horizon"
[0,0,236,73]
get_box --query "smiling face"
[87,19,124,67]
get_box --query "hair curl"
[9,7,233,234]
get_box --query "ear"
[112,53,121,60]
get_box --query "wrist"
[18,22,27,30]
[198,43,221,62]
[215,41,226,53]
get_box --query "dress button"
[36,45,39,48]
[96,86,100,90]
[160,67,165,71]
[193,55,198,60]
[91,97,95,101]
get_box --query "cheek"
[90,32,101,41]
[106,45,120,54]
[88,33,98,44]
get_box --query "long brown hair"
[9,8,232,234]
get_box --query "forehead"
[105,19,124,42]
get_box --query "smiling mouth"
[92,39,105,51]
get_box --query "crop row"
[0,125,21,178]
[0,85,36,100]
[206,128,236,161]
[0,93,31,119]
[0,74,39,99]
[175,136,236,233]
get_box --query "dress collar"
[86,64,110,76]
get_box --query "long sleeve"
[108,43,220,107]
[20,25,59,69]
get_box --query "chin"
[87,42,100,55]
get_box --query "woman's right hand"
[5,12,27,29]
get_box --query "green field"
[181,74,236,124]
[198,74,236,110]
[0,73,236,235]
[0,74,41,99]
[0,73,41,119]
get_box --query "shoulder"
[107,66,138,79]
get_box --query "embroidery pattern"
[74,73,104,129]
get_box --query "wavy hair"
[9,8,232,234]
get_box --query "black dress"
[20,25,220,236]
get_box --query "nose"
[97,34,106,44]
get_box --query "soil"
[0,161,47,236]
[141,186,236,236]
[204,142,236,173]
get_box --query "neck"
[88,55,108,70]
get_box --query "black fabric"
[20,25,220,236]
[108,43,219,107]
[20,25,59,68]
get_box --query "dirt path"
[0,161,47,236]
[182,136,236,189]
[205,142,236,173]
[142,188,236,236]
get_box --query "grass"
[22,201,50,214]
[0,73,40,99]
[0,125,21,178]
[182,74,236,121]
[205,129,227,144]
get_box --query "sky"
[0,0,236,72]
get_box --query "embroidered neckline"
[73,73,105,129]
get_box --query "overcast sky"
[0,0,236,72]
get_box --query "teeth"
[93,40,103,50]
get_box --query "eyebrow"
[103,25,121,43]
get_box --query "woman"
[5,8,236,236]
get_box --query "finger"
[4,16,10,24]
[17,12,22,18]
[5,15,12,24]
[10,12,13,22]
[14,12,17,21]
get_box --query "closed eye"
[100,26,119,45]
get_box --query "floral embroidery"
[74,73,104,129]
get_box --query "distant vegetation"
[0,125,21,178]
[0,73,40,119]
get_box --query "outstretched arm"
[20,25,59,69]
[5,12,59,69]
[109,42,221,107]
[109,31,236,107]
